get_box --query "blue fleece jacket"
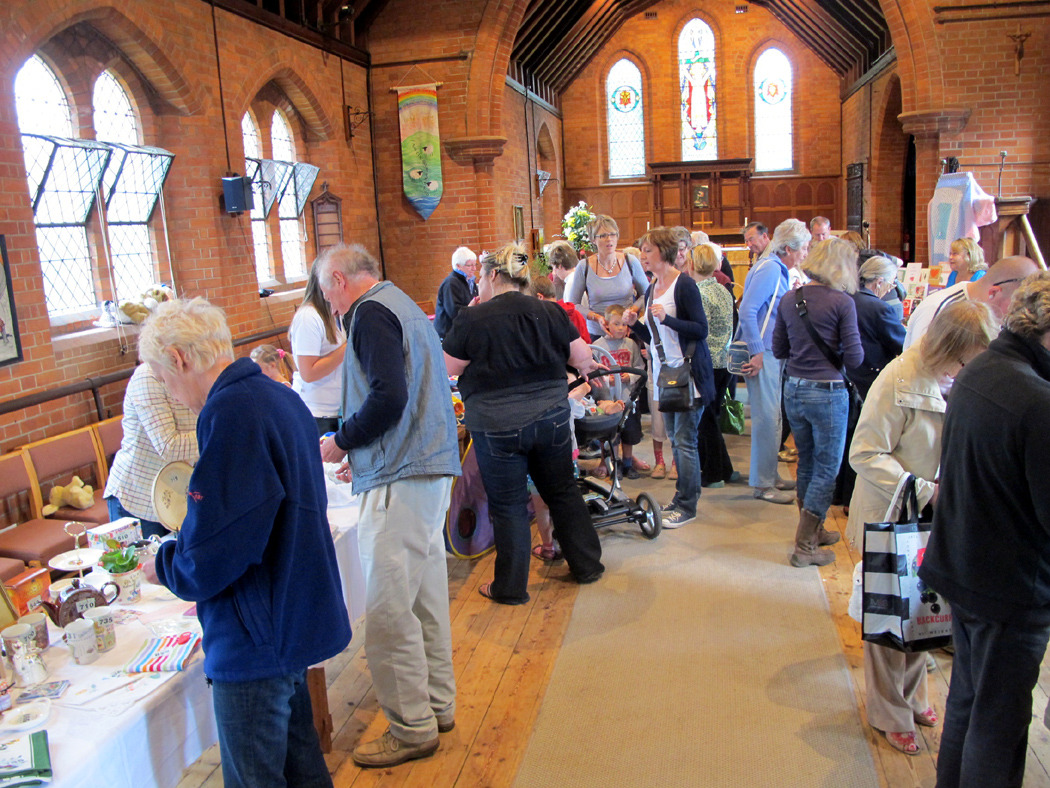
[155,358,351,682]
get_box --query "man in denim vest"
[319,244,461,768]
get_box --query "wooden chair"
[0,451,78,569]
[92,415,124,479]
[23,426,111,525]
[415,298,436,317]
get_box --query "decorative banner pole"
[392,83,443,220]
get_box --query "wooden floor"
[178,496,1050,788]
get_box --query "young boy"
[592,304,645,479]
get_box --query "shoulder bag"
[792,288,863,415]
[647,285,696,413]
[727,276,779,375]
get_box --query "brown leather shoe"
[352,729,439,768]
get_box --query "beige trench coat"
[845,346,944,549]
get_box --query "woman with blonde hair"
[772,237,863,566]
[444,243,605,604]
[566,214,647,337]
[847,299,998,756]
[250,344,295,386]
[945,237,987,286]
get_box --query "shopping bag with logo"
[862,475,952,653]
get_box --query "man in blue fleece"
[318,243,461,768]
[140,297,351,788]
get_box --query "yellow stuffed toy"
[41,475,95,515]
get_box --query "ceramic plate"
[48,548,104,572]
[0,700,51,733]
[152,460,193,532]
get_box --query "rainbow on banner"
[396,85,443,220]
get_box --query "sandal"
[882,730,920,755]
[651,463,666,479]
[914,707,939,727]
[478,582,529,606]
[632,458,652,472]
[668,462,678,481]
[532,543,562,561]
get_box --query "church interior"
[0,0,1048,786]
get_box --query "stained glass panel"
[754,48,793,171]
[606,59,645,179]
[679,19,718,161]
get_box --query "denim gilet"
[343,281,462,494]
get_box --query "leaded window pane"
[606,59,645,179]
[289,163,320,217]
[256,159,294,218]
[280,218,304,279]
[754,49,793,171]
[93,71,138,146]
[21,135,110,224]
[271,111,295,162]
[15,56,73,137]
[108,224,155,302]
[679,19,718,161]
[103,144,174,223]
[252,219,271,281]
[36,226,95,314]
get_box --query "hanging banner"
[394,84,443,220]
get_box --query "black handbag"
[793,288,863,412]
[647,290,696,413]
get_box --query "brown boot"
[790,508,835,567]
[795,498,840,545]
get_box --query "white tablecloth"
[15,484,365,788]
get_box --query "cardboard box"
[5,567,51,616]
[86,517,142,550]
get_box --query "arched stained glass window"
[678,19,717,161]
[242,111,271,281]
[754,48,793,171]
[606,58,644,179]
[271,110,305,279]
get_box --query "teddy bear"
[41,475,95,515]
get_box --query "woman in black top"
[443,244,604,605]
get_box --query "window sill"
[52,322,141,354]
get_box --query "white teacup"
[17,613,49,651]
[64,619,99,665]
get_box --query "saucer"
[48,548,103,572]
[0,700,50,733]
[152,461,194,532]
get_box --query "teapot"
[39,578,120,628]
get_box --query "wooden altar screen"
[648,158,753,242]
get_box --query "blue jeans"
[936,601,1050,788]
[661,405,703,516]
[211,669,332,788]
[783,377,848,518]
[471,404,604,604]
[745,355,784,488]
[106,496,167,540]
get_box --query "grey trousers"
[864,640,929,733]
[358,475,456,744]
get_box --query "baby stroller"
[571,346,661,539]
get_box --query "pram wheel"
[636,492,662,539]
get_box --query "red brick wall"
[0,0,376,450]
[560,0,843,232]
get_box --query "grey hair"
[451,246,477,272]
[316,243,381,288]
[691,230,710,247]
[810,215,831,231]
[770,218,812,255]
[139,297,234,372]
[858,255,898,286]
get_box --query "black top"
[848,289,906,398]
[442,291,580,432]
[434,270,476,339]
[920,330,1050,623]
[334,302,407,452]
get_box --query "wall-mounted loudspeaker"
[222,175,254,214]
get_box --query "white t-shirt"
[647,280,699,401]
[902,281,969,350]
[290,305,345,418]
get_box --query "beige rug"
[515,434,878,788]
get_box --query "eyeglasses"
[595,233,619,240]
[991,277,1023,287]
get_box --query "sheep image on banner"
[395,84,443,220]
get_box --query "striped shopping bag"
[862,475,952,653]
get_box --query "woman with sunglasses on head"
[565,214,648,338]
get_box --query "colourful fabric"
[395,85,443,220]
[125,632,202,672]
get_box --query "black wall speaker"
[222,175,254,214]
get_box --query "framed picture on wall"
[0,236,24,367]
[513,206,525,243]
[692,185,710,210]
